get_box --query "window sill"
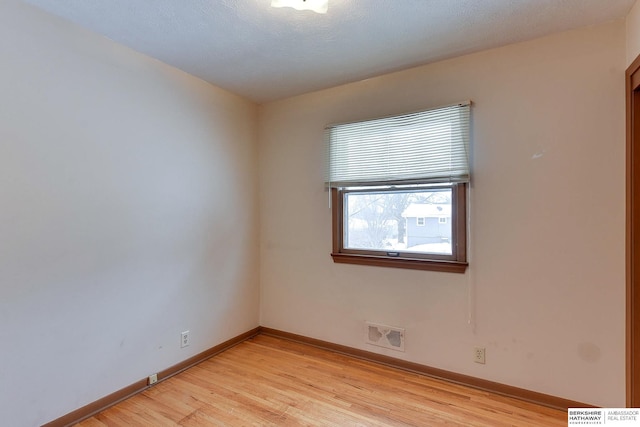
[330,253,468,273]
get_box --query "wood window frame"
[331,184,468,273]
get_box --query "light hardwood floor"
[76,334,567,426]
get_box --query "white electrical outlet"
[181,330,190,348]
[148,373,158,385]
[474,347,486,364]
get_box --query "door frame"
[626,53,640,408]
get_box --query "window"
[327,102,470,273]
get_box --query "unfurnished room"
[3,0,640,425]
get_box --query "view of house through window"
[344,188,452,255]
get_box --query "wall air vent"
[365,321,405,352]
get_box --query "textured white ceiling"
[22,0,635,103]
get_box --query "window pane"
[344,189,452,255]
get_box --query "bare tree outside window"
[345,189,452,255]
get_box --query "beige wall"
[628,0,640,65]
[0,1,260,425]
[259,20,626,406]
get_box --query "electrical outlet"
[181,330,190,348]
[474,347,486,364]
[148,373,158,385]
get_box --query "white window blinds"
[327,102,470,187]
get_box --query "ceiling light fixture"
[271,0,328,14]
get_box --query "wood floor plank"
[76,335,567,426]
